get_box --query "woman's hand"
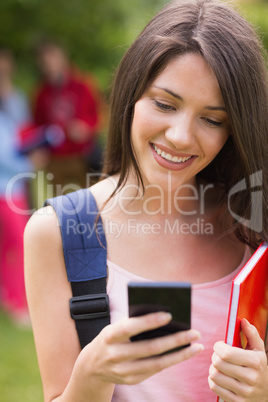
[76,311,204,386]
[208,318,268,401]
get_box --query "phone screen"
[128,281,191,351]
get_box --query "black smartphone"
[128,281,191,352]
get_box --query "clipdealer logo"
[228,171,263,232]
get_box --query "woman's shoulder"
[89,174,119,209]
[24,205,62,247]
[24,175,118,244]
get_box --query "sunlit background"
[0,0,267,401]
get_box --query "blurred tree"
[0,0,267,93]
[240,1,268,51]
[0,0,165,92]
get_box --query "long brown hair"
[102,0,268,248]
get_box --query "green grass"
[0,311,43,402]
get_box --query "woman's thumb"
[240,318,265,352]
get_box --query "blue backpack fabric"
[44,189,110,349]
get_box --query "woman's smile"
[150,143,196,171]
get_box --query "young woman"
[24,0,268,401]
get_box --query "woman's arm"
[208,319,268,401]
[24,207,204,402]
[24,206,115,401]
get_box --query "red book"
[218,242,268,402]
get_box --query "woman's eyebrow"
[154,86,183,101]
[153,86,227,112]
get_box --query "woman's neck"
[102,172,223,224]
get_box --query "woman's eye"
[154,100,175,112]
[203,118,222,127]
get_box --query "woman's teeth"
[152,144,192,163]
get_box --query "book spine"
[226,282,240,345]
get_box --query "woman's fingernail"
[243,318,253,329]
[158,312,172,323]
[189,330,201,341]
[192,343,204,353]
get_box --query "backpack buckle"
[70,293,109,320]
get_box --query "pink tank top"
[107,246,251,402]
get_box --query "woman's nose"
[165,113,195,149]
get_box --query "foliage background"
[0,0,165,93]
[0,0,267,94]
[0,1,267,402]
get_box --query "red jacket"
[33,72,99,156]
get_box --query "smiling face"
[131,53,230,192]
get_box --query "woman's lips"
[150,143,196,171]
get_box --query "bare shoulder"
[89,175,119,208]
[24,205,61,246]
[24,205,68,314]
[24,205,64,286]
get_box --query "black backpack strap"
[44,189,110,348]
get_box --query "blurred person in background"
[0,48,32,324]
[0,48,32,124]
[28,40,104,195]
